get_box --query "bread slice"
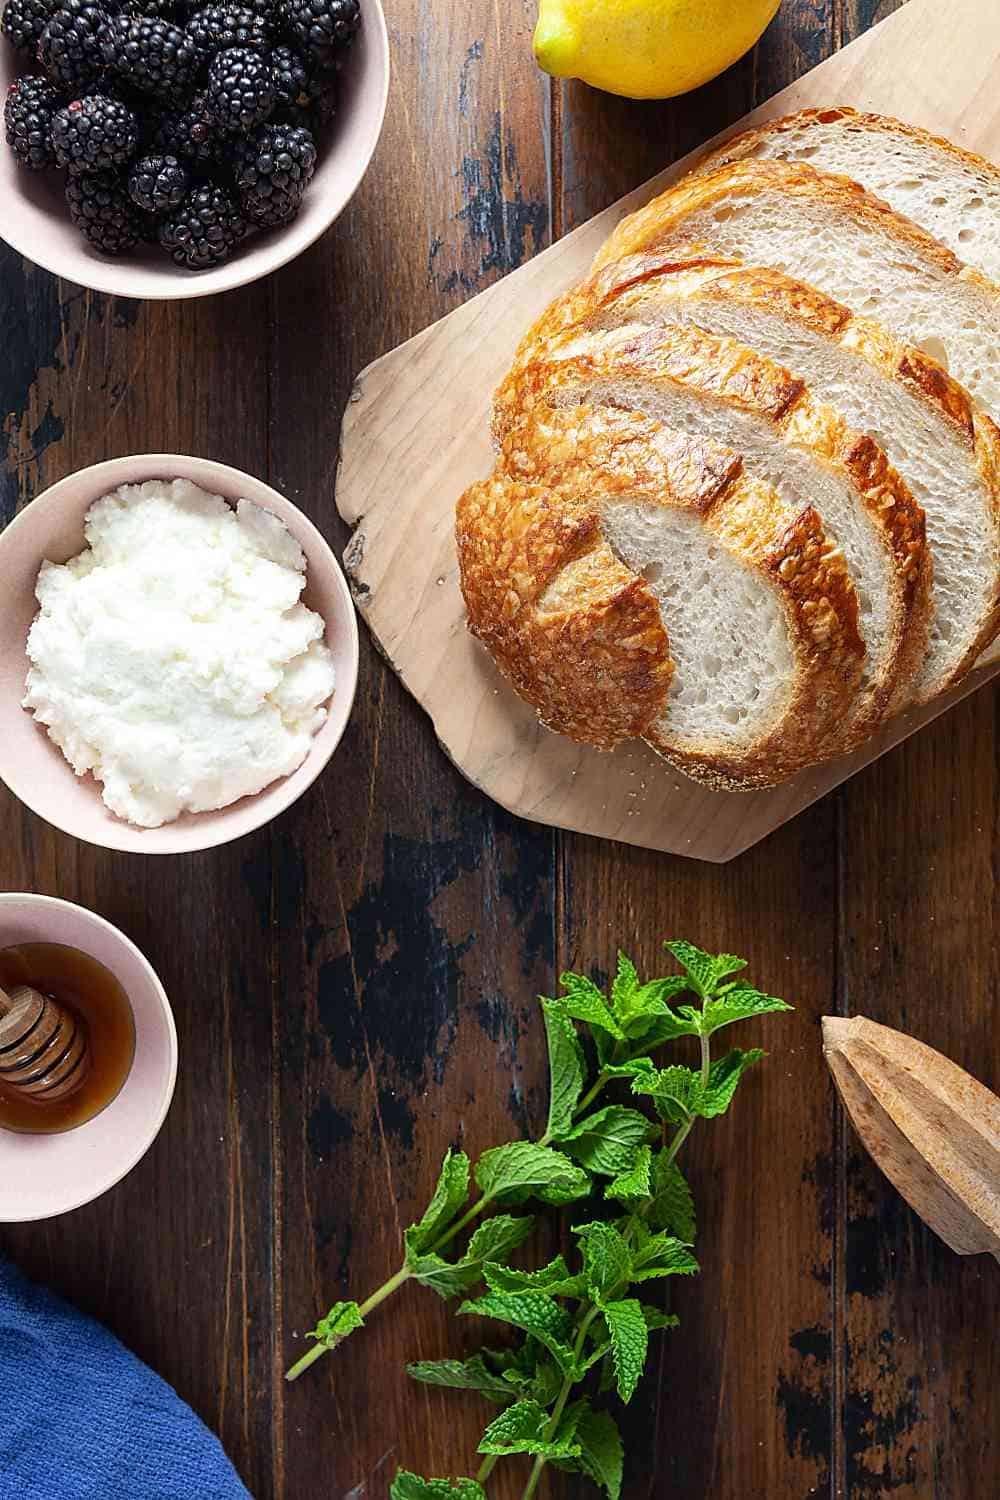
[507,250,1000,702]
[457,405,864,789]
[496,318,932,737]
[697,108,1000,290]
[593,160,1000,418]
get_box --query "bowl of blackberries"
[0,0,388,295]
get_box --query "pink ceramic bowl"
[0,892,177,1222]
[0,455,359,853]
[0,0,389,299]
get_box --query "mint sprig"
[285,942,791,1500]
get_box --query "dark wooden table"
[3,1,999,1495]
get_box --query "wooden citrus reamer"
[0,978,91,1102]
[823,1016,1000,1263]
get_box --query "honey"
[0,943,135,1134]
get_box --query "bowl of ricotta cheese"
[0,457,359,853]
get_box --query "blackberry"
[281,0,359,71]
[38,0,110,92]
[122,0,188,16]
[152,89,226,160]
[66,167,141,252]
[204,46,273,132]
[52,93,138,171]
[158,181,245,267]
[186,4,271,66]
[4,75,61,169]
[127,149,188,210]
[102,13,198,98]
[268,42,313,112]
[233,120,313,226]
[1,0,57,55]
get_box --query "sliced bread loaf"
[593,160,1000,418]
[697,108,1000,289]
[496,318,932,736]
[458,405,864,789]
[506,251,1000,701]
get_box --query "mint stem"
[285,1263,412,1381]
[519,1303,601,1500]
[476,1454,499,1486]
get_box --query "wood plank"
[336,0,1000,863]
[266,3,559,1493]
[555,7,841,1497]
[0,262,278,1496]
[832,6,1000,1495]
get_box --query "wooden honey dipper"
[0,979,91,1103]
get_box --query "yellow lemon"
[534,0,782,100]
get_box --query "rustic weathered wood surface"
[1,1,998,1496]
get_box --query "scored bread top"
[695,107,1000,288]
[458,405,864,788]
[590,159,1000,419]
[503,248,1000,700]
[496,316,932,736]
[456,463,674,750]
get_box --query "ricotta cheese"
[23,479,338,828]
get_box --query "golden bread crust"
[497,317,932,735]
[458,404,865,788]
[456,469,673,752]
[590,159,993,288]
[696,106,1000,209]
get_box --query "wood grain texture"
[336,0,1000,862]
[2,2,999,1499]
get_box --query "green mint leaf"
[559,1106,656,1176]
[307,1300,364,1349]
[501,1359,564,1408]
[649,1154,696,1241]
[629,1232,699,1283]
[622,1009,701,1047]
[407,1214,534,1300]
[464,1214,535,1267]
[640,1304,681,1333]
[605,1144,653,1205]
[407,1253,481,1299]
[574,1220,632,1304]
[631,1065,702,1124]
[484,1254,586,1299]
[610,952,639,1019]
[478,1399,583,1460]
[601,1059,658,1082]
[390,1474,487,1500]
[542,999,586,1140]
[406,1355,515,1404]
[663,940,723,999]
[602,1298,648,1404]
[474,1141,590,1207]
[459,1292,577,1375]
[708,953,750,983]
[697,1047,765,1118]
[700,981,793,1036]
[557,972,625,1038]
[575,1406,625,1500]
[616,973,700,1043]
[405,1149,471,1259]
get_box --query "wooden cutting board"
[338,0,1000,863]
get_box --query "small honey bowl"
[0,893,176,1221]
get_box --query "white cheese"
[23,478,338,829]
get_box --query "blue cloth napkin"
[0,1259,253,1500]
